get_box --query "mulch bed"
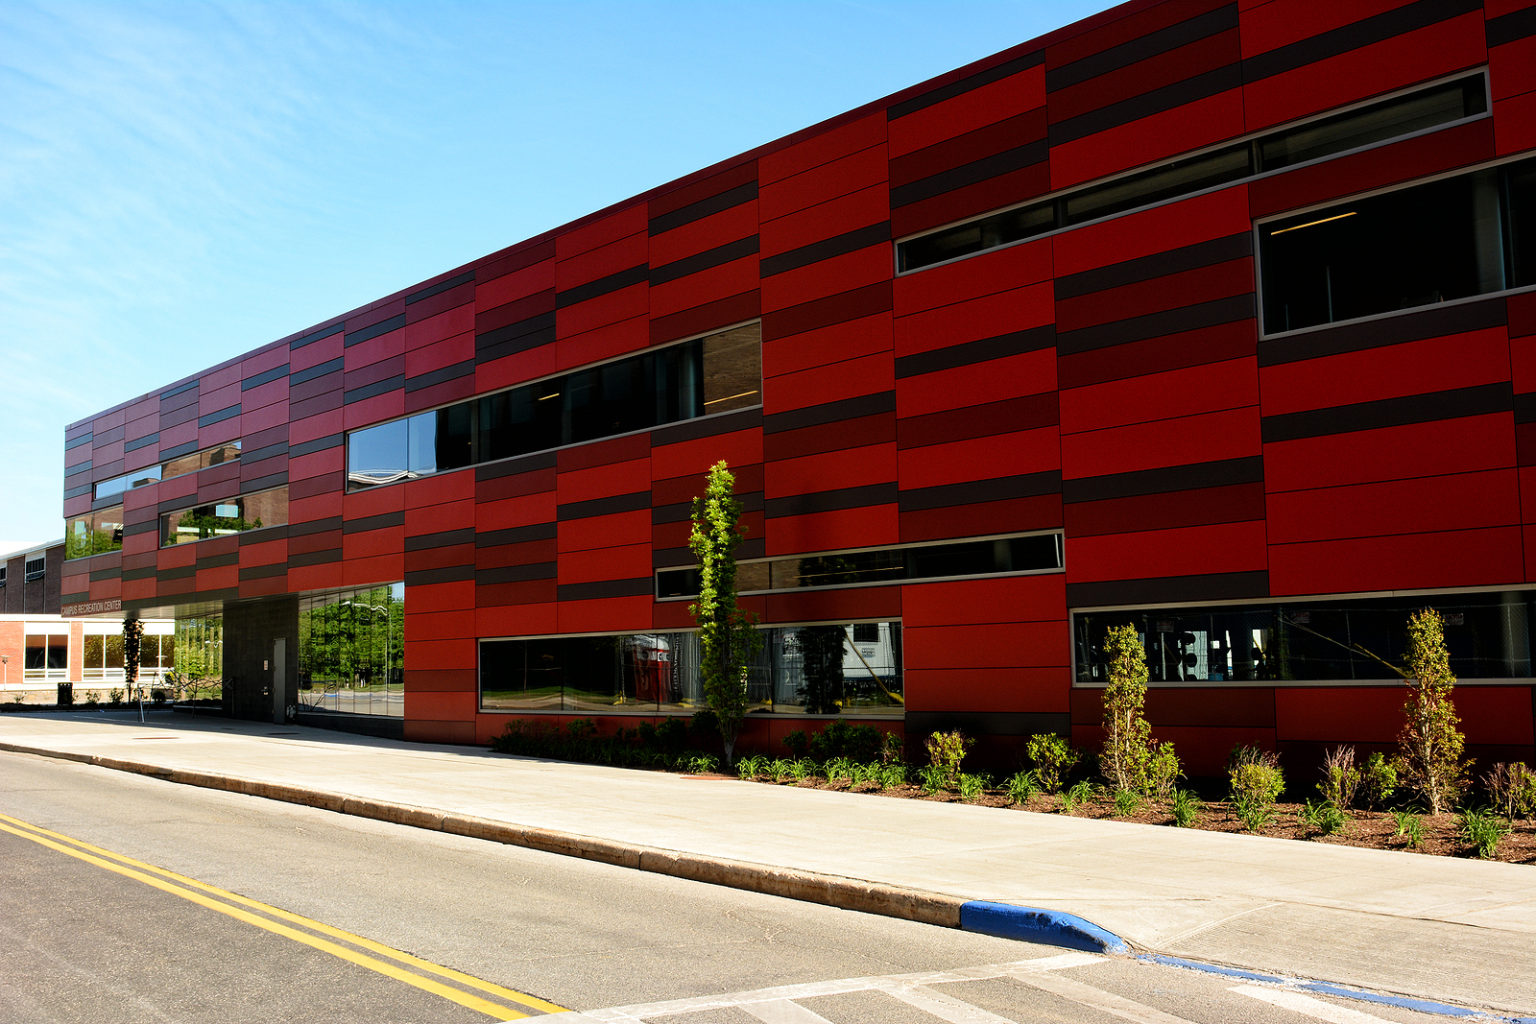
[750,776,1536,863]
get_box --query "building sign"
[61,598,122,617]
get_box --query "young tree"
[688,461,762,765]
[1100,623,1154,792]
[123,616,144,701]
[1398,608,1468,814]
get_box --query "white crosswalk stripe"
[532,955,1439,1024]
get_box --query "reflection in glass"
[66,504,125,559]
[480,621,902,716]
[160,486,288,546]
[161,441,242,481]
[172,615,224,703]
[93,467,162,501]
[297,583,405,718]
[347,418,409,488]
[1075,591,1536,685]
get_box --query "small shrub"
[1143,741,1182,799]
[809,720,884,763]
[768,758,795,783]
[1318,745,1360,810]
[1170,788,1201,828]
[848,761,879,788]
[1459,808,1511,859]
[1113,788,1140,817]
[1359,751,1398,810]
[1004,769,1039,805]
[735,754,766,779]
[918,762,950,795]
[1393,810,1424,850]
[880,731,904,765]
[1298,798,1347,836]
[1060,779,1095,814]
[925,730,973,787]
[877,763,907,790]
[150,687,169,704]
[1026,733,1080,794]
[781,730,810,759]
[109,688,124,705]
[958,773,990,803]
[789,757,820,783]
[678,753,719,775]
[1229,745,1285,833]
[1398,608,1469,815]
[824,756,856,784]
[1482,762,1536,820]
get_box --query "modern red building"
[61,0,1536,772]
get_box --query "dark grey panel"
[764,482,898,518]
[895,326,1056,379]
[650,235,759,286]
[1063,456,1264,503]
[889,49,1044,120]
[898,471,1062,512]
[1243,0,1480,82]
[1261,382,1513,443]
[760,223,890,278]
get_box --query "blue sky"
[0,0,1115,553]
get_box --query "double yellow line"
[0,810,567,1020]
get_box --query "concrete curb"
[1,739,1127,955]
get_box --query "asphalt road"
[0,750,1453,1024]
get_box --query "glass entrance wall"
[297,584,405,717]
[171,614,224,702]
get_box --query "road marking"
[1232,984,1414,1023]
[740,1000,837,1024]
[1006,970,1199,1024]
[0,810,566,1020]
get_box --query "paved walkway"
[0,711,1532,1016]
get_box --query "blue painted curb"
[959,901,1130,954]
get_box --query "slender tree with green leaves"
[1399,608,1469,814]
[688,461,762,765]
[1100,623,1154,793]
[123,616,144,700]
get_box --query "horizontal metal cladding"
[405,528,477,552]
[1487,6,1536,45]
[894,326,1056,379]
[196,550,239,570]
[241,364,289,391]
[764,483,897,518]
[289,433,342,458]
[1258,298,1509,366]
[762,281,892,340]
[342,510,405,534]
[653,489,764,525]
[760,223,887,278]
[889,137,1049,209]
[342,374,405,404]
[1054,233,1252,301]
[556,578,653,601]
[763,392,895,435]
[1241,0,1481,82]
[555,490,651,521]
[238,563,288,581]
[196,405,240,428]
[648,180,758,236]
[289,357,343,386]
[650,406,762,447]
[1045,5,1237,93]
[555,264,648,308]
[1063,457,1265,503]
[888,48,1044,120]
[289,321,345,350]
[1055,294,1255,356]
[1260,383,1515,443]
[124,433,159,453]
[475,523,557,548]
[898,472,1062,512]
[406,269,474,305]
[407,564,476,587]
[405,359,475,393]
[650,235,759,286]
[476,563,556,585]
[476,310,556,364]
[344,312,405,347]
[475,450,557,482]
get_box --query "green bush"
[1459,808,1510,859]
[1026,733,1080,794]
[824,756,856,784]
[678,753,719,775]
[1060,779,1095,815]
[1359,751,1398,810]
[1112,788,1140,817]
[735,754,767,779]
[809,720,884,763]
[1317,745,1360,810]
[918,763,949,795]
[781,730,810,759]
[1298,798,1347,836]
[1482,762,1536,820]
[877,763,907,790]
[959,773,990,803]
[1398,608,1469,815]
[1004,770,1039,805]
[1229,746,1285,833]
[1170,788,1201,828]
[1393,810,1423,850]
[925,730,972,787]
[1143,741,1182,799]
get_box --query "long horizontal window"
[480,620,903,716]
[348,323,761,490]
[898,72,1488,273]
[24,630,68,680]
[66,505,124,559]
[656,532,1063,600]
[1074,590,1536,686]
[92,441,242,502]
[160,485,289,546]
[1260,156,1535,334]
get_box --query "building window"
[0,566,7,588]
[23,555,45,583]
[160,485,288,546]
[297,584,404,718]
[93,466,162,501]
[656,532,1063,600]
[66,505,124,559]
[23,629,68,680]
[1258,161,1526,334]
[91,441,243,503]
[898,72,1487,273]
[347,322,761,490]
[82,629,125,681]
[1073,589,1536,686]
[480,620,903,716]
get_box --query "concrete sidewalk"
[1,711,1532,1016]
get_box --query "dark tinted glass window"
[1260,75,1486,171]
[1510,160,1536,289]
[1063,145,1250,225]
